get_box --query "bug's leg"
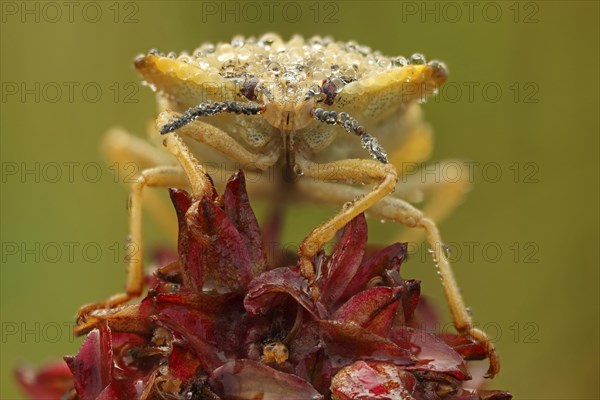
[294,158,398,282]
[393,159,470,243]
[78,132,215,321]
[157,110,279,170]
[101,127,183,238]
[76,164,189,326]
[296,179,499,378]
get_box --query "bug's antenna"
[160,101,265,134]
[312,108,388,164]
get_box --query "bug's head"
[239,75,318,132]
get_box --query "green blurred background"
[1,1,598,398]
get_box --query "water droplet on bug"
[237,48,251,61]
[410,53,426,65]
[392,56,408,67]
[268,62,281,75]
[331,77,345,93]
[312,70,327,82]
[231,35,245,48]
[377,57,392,69]
[198,60,210,70]
[177,54,192,63]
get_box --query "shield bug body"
[84,34,499,377]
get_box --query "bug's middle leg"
[296,179,500,378]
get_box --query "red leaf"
[390,326,469,380]
[317,321,414,369]
[169,188,203,292]
[223,170,267,276]
[15,360,73,400]
[155,305,225,372]
[331,361,417,400]
[399,279,421,323]
[341,243,408,302]
[168,344,202,383]
[245,267,322,319]
[209,359,324,399]
[64,323,113,400]
[440,333,488,361]
[295,348,332,396]
[334,287,403,337]
[188,196,254,292]
[320,214,368,308]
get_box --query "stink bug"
[80,33,499,377]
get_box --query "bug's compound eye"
[321,78,345,105]
[241,77,259,101]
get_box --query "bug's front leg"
[157,109,279,171]
[296,179,500,378]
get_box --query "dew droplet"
[177,54,192,63]
[331,77,345,93]
[377,57,392,69]
[392,56,408,67]
[267,62,281,75]
[231,35,245,48]
[410,53,426,65]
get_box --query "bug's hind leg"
[101,127,183,238]
[296,179,499,378]
[77,131,213,331]
[76,165,189,327]
[393,159,470,243]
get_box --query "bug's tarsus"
[312,108,388,164]
[160,101,264,134]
